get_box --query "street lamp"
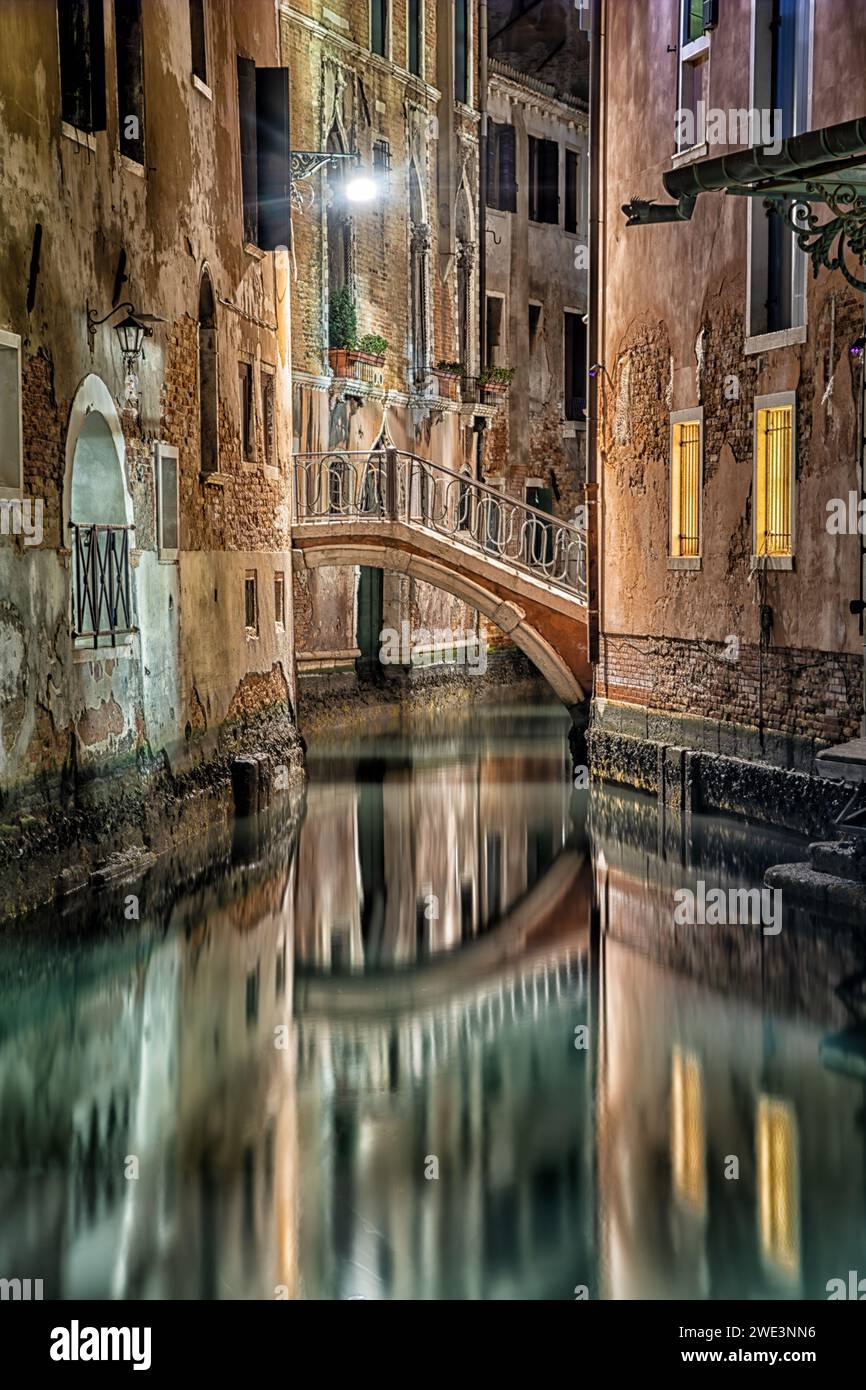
[86,300,165,371]
[290,149,379,210]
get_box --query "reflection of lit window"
[671,1047,705,1211]
[757,1096,800,1277]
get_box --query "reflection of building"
[294,745,572,971]
[592,785,866,1300]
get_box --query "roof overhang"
[622,116,866,291]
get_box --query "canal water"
[0,703,864,1300]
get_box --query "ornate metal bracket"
[766,182,866,293]
[290,150,359,210]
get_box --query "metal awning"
[622,116,866,290]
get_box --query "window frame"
[563,307,587,423]
[189,0,209,93]
[752,391,796,568]
[528,135,559,225]
[244,568,259,638]
[114,0,145,167]
[407,0,423,78]
[669,407,704,569]
[454,0,471,106]
[0,329,23,499]
[238,358,255,465]
[274,570,286,631]
[370,0,390,60]
[484,291,506,367]
[155,441,179,562]
[260,362,277,473]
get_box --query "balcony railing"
[70,522,135,645]
[293,449,587,601]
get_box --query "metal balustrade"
[293,448,588,601]
[70,522,135,645]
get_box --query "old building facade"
[0,0,299,906]
[591,0,866,826]
[282,0,490,686]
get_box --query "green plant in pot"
[479,364,515,388]
[328,286,357,350]
[356,333,389,359]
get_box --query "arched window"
[198,270,218,475]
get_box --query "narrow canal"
[0,703,863,1299]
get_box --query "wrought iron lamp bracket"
[765,182,866,293]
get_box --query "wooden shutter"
[486,122,499,207]
[255,67,291,251]
[237,55,258,245]
[540,139,559,223]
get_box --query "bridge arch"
[292,538,586,709]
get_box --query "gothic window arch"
[409,160,431,385]
[455,182,476,377]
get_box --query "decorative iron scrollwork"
[766,182,866,292]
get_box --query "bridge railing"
[293,449,587,601]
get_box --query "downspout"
[585,0,602,665]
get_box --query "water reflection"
[0,707,865,1299]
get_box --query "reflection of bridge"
[295,848,589,1019]
[292,449,591,710]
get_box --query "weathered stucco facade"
[593,0,866,818]
[0,0,301,909]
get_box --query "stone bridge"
[291,449,591,714]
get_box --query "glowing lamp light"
[345,175,377,203]
[849,335,866,358]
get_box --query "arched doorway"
[64,375,135,646]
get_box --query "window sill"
[244,242,266,261]
[241,459,258,473]
[158,551,178,564]
[72,636,135,662]
[245,631,260,642]
[201,470,229,487]
[264,464,280,483]
[120,154,145,178]
[0,484,23,500]
[668,556,702,571]
[671,140,709,168]
[744,326,807,355]
[61,122,96,152]
[192,74,213,101]
[751,554,794,570]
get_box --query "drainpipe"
[476,0,489,479]
[584,0,602,665]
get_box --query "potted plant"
[433,360,462,400]
[479,364,515,399]
[355,333,388,364]
[328,286,357,376]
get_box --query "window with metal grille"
[274,571,285,629]
[373,138,391,192]
[156,442,179,558]
[755,401,794,556]
[670,417,702,558]
[0,331,23,493]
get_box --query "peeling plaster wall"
[0,0,297,807]
[598,0,865,745]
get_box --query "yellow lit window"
[671,1046,706,1211]
[755,403,794,556]
[757,1096,800,1278]
[670,418,701,558]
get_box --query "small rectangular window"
[408,0,422,75]
[244,570,259,636]
[260,367,275,468]
[564,310,586,421]
[237,58,291,250]
[58,0,107,133]
[239,361,254,461]
[371,0,387,57]
[0,331,23,494]
[455,0,469,103]
[274,572,285,629]
[754,398,795,558]
[114,0,144,164]
[155,442,179,559]
[670,412,703,559]
[564,149,579,233]
[528,136,559,224]
[189,0,206,84]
